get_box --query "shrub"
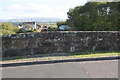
[0,23,19,35]
[47,27,58,31]
[17,28,34,33]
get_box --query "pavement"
[1,56,120,67]
[2,60,119,78]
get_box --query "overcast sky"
[0,0,88,20]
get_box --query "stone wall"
[2,31,119,57]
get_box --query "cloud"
[7,3,47,12]
[0,0,88,19]
[4,3,68,19]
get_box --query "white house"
[17,22,37,29]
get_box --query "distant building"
[12,22,37,29]
[22,22,37,29]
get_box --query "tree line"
[66,2,120,31]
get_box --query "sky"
[0,0,88,20]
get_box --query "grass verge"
[1,51,119,64]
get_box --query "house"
[22,22,37,29]
[13,22,37,30]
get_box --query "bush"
[17,28,26,33]
[17,28,34,33]
[26,30,34,32]
[47,27,58,31]
[0,23,19,35]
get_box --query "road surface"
[2,60,118,78]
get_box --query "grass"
[1,51,119,64]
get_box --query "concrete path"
[2,60,118,78]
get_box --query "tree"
[67,2,120,31]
